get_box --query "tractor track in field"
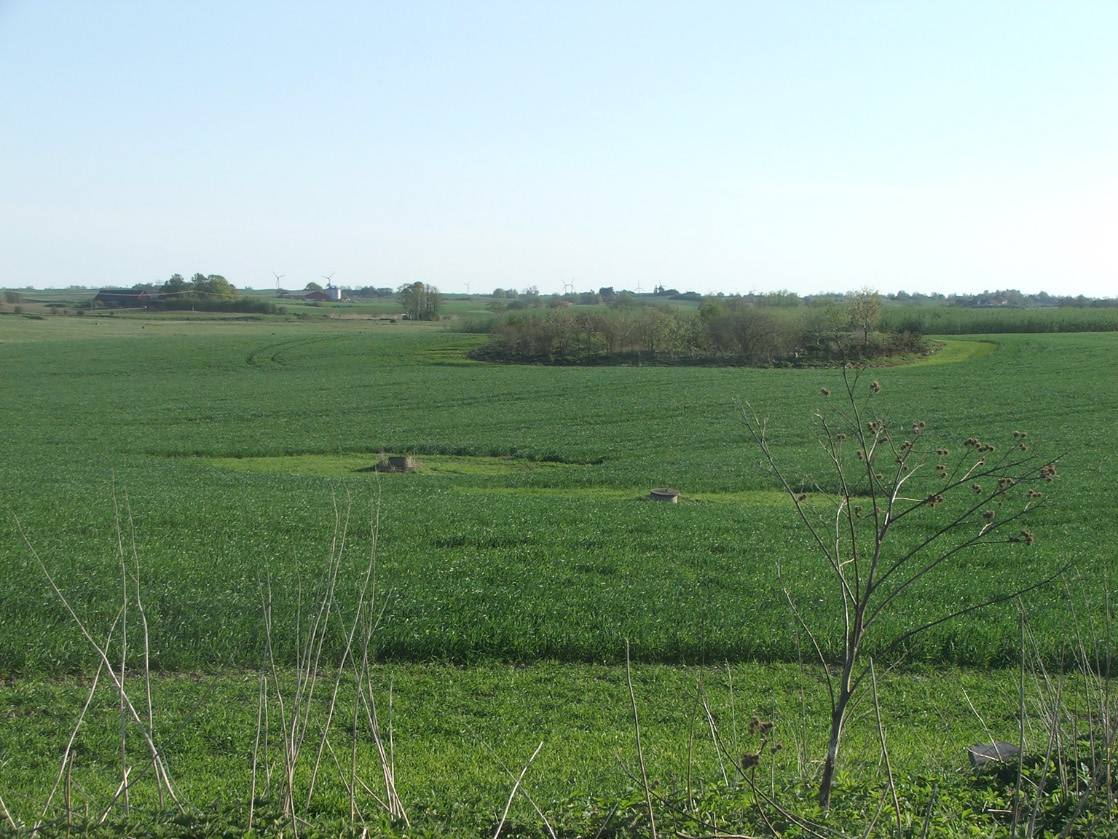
[245,335,340,366]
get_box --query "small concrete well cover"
[650,487,680,502]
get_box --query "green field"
[1,313,1115,835]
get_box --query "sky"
[1,2,1115,298]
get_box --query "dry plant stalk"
[740,367,1062,808]
[1014,585,1118,838]
[625,639,658,839]
[17,491,182,830]
[253,492,407,832]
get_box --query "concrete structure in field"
[375,455,418,473]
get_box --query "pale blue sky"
[1,1,1115,297]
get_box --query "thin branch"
[492,741,545,839]
[625,640,657,839]
[851,566,1068,697]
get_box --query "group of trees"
[128,274,280,314]
[160,273,236,299]
[396,282,442,320]
[472,289,918,365]
[350,286,395,299]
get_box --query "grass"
[0,662,1045,835]
[4,651,1113,836]
[0,327,1113,671]
[205,453,850,506]
[907,337,998,365]
[205,452,586,478]
[1,316,1116,834]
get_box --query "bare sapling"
[740,367,1062,808]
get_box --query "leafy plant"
[740,367,1063,808]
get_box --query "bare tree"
[740,368,1062,808]
[845,286,882,345]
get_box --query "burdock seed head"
[870,380,881,393]
[972,484,983,494]
[821,387,831,396]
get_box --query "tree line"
[159,273,237,300]
[470,290,924,365]
[121,274,281,314]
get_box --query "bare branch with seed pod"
[737,366,1064,809]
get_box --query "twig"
[869,659,902,838]
[36,627,113,829]
[0,789,16,831]
[918,782,937,839]
[625,639,657,839]
[467,727,556,839]
[493,741,544,839]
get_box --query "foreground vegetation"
[1,313,1115,835]
[4,656,1114,837]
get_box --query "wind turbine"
[321,272,336,288]
[273,272,286,296]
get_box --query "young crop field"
[1,318,1111,672]
[0,314,1115,835]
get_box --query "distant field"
[0,318,1113,675]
